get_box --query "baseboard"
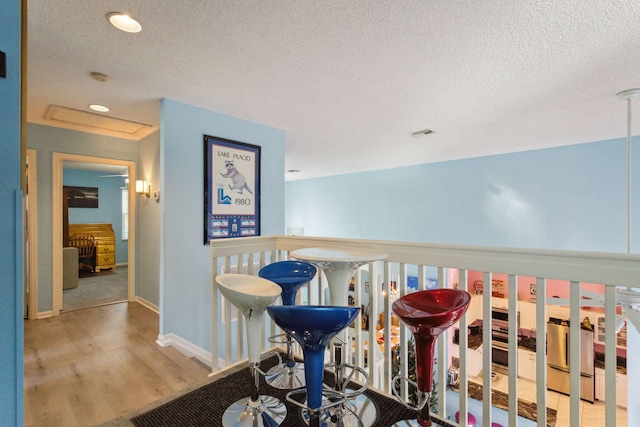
[156,332,224,368]
[33,310,53,319]
[135,296,159,314]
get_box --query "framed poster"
[64,185,99,208]
[204,135,261,243]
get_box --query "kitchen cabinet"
[594,367,627,408]
[491,297,508,310]
[595,368,605,401]
[617,372,627,408]
[518,301,537,331]
[548,305,569,320]
[467,295,483,322]
[451,343,483,378]
[595,316,627,348]
[517,349,536,381]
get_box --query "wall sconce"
[136,180,150,197]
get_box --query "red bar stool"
[391,289,471,426]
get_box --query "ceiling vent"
[411,129,435,138]
[44,105,153,139]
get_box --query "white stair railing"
[210,235,639,426]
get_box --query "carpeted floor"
[63,266,128,311]
[128,354,452,427]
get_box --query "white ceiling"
[27,1,640,181]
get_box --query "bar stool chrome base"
[265,361,306,390]
[300,391,377,426]
[221,395,287,427]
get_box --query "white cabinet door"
[616,373,627,408]
[595,368,605,401]
[468,346,483,378]
[518,301,536,331]
[517,349,536,381]
[452,343,483,378]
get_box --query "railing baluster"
[569,281,581,427]
[604,285,617,427]
[436,265,447,421]
[535,277,547,427]
[508,274,518,427]
[459,268,469,427]
[482,271,492,427]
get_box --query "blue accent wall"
[159,98,285,351]
[0,0,23,424]
[286,137,640,254]
[64,169,129,264]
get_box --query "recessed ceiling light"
[411,129,435,138]
[106,12,142,33]
[89,104,110,112]
[287,169,300,173]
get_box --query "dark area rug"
[131,354,451,427]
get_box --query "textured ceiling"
[27,1,640,180]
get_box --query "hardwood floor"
[24,302,211,427]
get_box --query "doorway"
[51,153,137,316]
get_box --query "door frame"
[51,152,137,315]
[25,149,38,319]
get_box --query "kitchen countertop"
[453,333,483,350]
[449,381,557,427]
[594,356,626,375]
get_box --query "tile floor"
[468,372,627,427]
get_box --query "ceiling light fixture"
[89,104,110,112]
[106,12,142,33]
[287,169,300,173]
[617,88,640,254]
[411,129,435,138]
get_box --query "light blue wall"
[0,0,23,424]
[27,123,139,312]
[286,137,639,254]
[159,98,285,351]
[64,169,129,264]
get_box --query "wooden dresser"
[68,223,116,271]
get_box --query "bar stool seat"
[455,411,477,427]
[215,273,286,427]
[259,260,317,389]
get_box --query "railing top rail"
[212,235,640,287]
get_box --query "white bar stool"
[215,273,287,427]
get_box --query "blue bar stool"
[215,273,287,427]
[267,305,366,427]
[259,260,317,389]
[391,289,471,427]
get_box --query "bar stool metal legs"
[259,260,317,390]
[267,305,365,427]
